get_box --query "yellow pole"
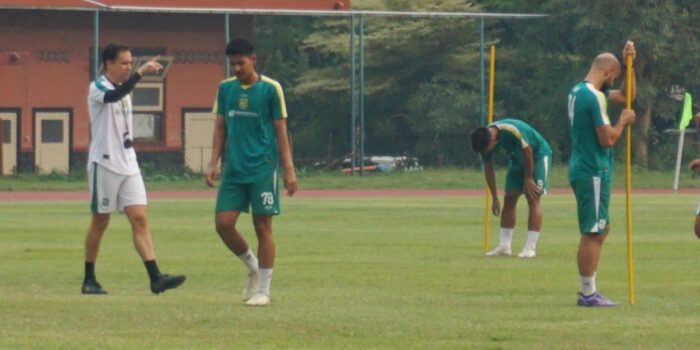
[625,54,635,305]
[483,45,495,253]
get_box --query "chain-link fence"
[8,7,683,178]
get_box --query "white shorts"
[89,162,147,214]
[696,200,700,216]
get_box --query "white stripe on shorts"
[541,155,549,195]
[90,163,147,214]
[589,176,601,232]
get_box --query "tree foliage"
[252,0,700,169]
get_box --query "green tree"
[295,0,487,166]
[479,0,700,169]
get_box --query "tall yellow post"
[483,45,495,253]
[625,54,635,305]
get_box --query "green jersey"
[481,118,551,169]
[214,75,287,183]
[567,81,611,182]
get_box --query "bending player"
[471,118,552,258]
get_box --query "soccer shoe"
[81,279,108,295]
[241,272,260,301]
[245,292,270,306]
[150,274,186,295]
[517,246,536,258]
[485,245,512,257]
[577,292,618,307]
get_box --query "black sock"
[144,260,161,282]
[84,261,96,282]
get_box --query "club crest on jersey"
[239,95,249,110]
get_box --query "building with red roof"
[0,0,349,174]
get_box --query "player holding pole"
[567,41,636,307]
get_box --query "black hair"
[470,127,491,153]
[101,43,131,66]
[225,38,255,56]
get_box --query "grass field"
[3,166,700,191]
[2,193,700,349]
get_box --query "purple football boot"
[577,292,618,307]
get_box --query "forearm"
[274,121,295,171]
[103,73,142,103]
[600,122,626,148]
[209,118,225,168]
[597,119,628,148]
[523,147,534,179]
[484,164,498,198]
[610,120,627,145]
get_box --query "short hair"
[101,43,131,66]
[226,38,254,56]
[591,52,620,72]
[470,127,491,153]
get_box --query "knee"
[91,215,110,232]
[253,219,272,238]
[502,201,516,212]
[215,219,234,235]
[503,194,520,208]
[130,214,148,230]
[526,194,541,207]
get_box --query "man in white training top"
[82,43,185,295]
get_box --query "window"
[1,120,10,144]
[133,113,162,141]
[41,120,63,143]
[128,52,172,143]
[131,82,164,142]
[131,83,163,112]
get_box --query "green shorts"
[216,171,280,215]
[570,175,610,234]
[504,154,552,194]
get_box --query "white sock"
[580,273,597,296]
[257,268,273,296]
[525,230,540,250]
[237,249,259,274]
[499,228,514,248]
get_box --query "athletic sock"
[257,268,273,296]
[237,249,259,274]
[580,273,597,296]
[499,228,514,248]
[84,261,96,282]
[144,260,161,282]
[525,230,540,250]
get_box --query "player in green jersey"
[689,113,700,238]
[568,41,636,307]
[471,118,552,258]
[206,38,298,306]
